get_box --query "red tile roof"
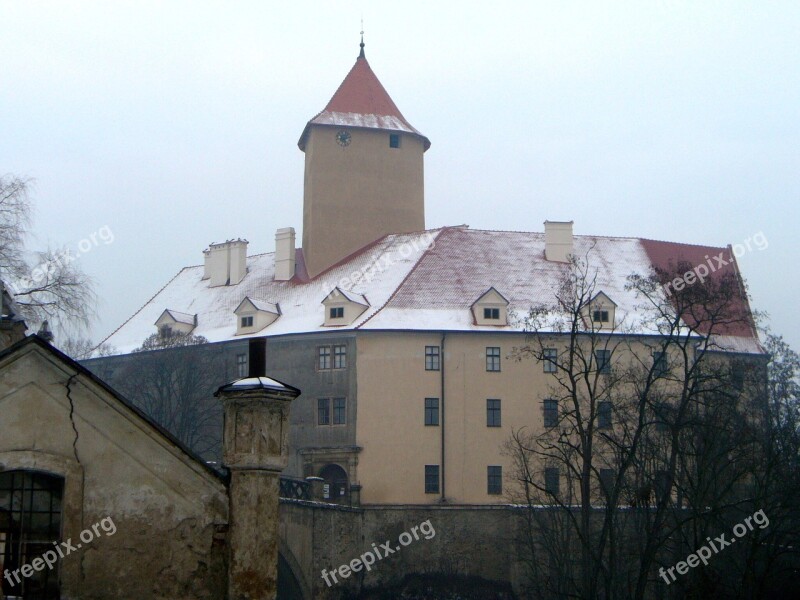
[298,54,430,150]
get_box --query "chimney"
[274,227,296,281]
[203,239,248,287]
[544,221,574,263]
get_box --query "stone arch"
[278,538,311,600]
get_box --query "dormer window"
[322,287,369,326]
[586,292,617,330]
[154,309,197,335]
[234,297,280,335]
[471,287,510,326]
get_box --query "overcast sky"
[1,1,798,350]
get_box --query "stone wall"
[279,500,525,600]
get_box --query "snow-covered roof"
[235,297,280,315]
[325,287,369,307]
[157,309,196,326]
[100,226,763,356]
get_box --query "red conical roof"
[298,52,430,151]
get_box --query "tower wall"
[302,125,425,278]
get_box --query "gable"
[0,340,227,518]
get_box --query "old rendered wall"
[0,343,228,599]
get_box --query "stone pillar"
[216,377,300,600]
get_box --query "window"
[487,399,501,427]
[333,398,346,425]
[655,470,671,502]
[595,349,611,374]
[329,306,344,319]
[425,346,440,371]
[0,471,64,599]
[486,347,501,372]
[317,346,331,370]
[425,465,440,494]
[599,468,615,496]
[389,133,400,148]
[545,467,560,496]
[333,344,347,369]
[598,401,612,429]
[543,348,557,373]
[317,399,330,425]
[488,466,502,495]
[424,398,439,426]
[592,309,609,323]
[484,307,500,320]
[655,403,671,433]
[543,399,558,428]
[653,351,668,377]
[236,353,248,378]
[241,315,254,328]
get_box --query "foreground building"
[89,41,764,508]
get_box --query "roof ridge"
[96,266,188,351]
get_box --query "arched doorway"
[318,464,348,503]
[0,470,64,599]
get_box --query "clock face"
[335,130,351,147]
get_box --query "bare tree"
[0,175,94,331]
[56,337,116,360]
[112,329,222,461]
[506,251,778,599]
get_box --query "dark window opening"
[241,315,254,328]
[543,399,558,428]
[332,398,346,425]
[424,398,439,426]
[483,307,500,320]
[592,309,610,323]
[425,346,440,371]
[317,346,331,370]
[545,467,560,496]
[487,466,502,495]
[333,345,347,369]
[236,353,248,378]
[0,470,64,600]
[425,465,439,494]
[596,349,612,374]
[389,133,400,148]
[653,351,668,377]
[598,401,612,429]
[487,399,501,427]
[543,348,557,373]
[317,399,330,425]
[486,347,501,372]
[329,306,344,319]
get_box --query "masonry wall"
[0,344,228,599]
[279,500,524,600]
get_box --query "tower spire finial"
[359,18,365,58]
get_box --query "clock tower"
[298,39,430,278]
